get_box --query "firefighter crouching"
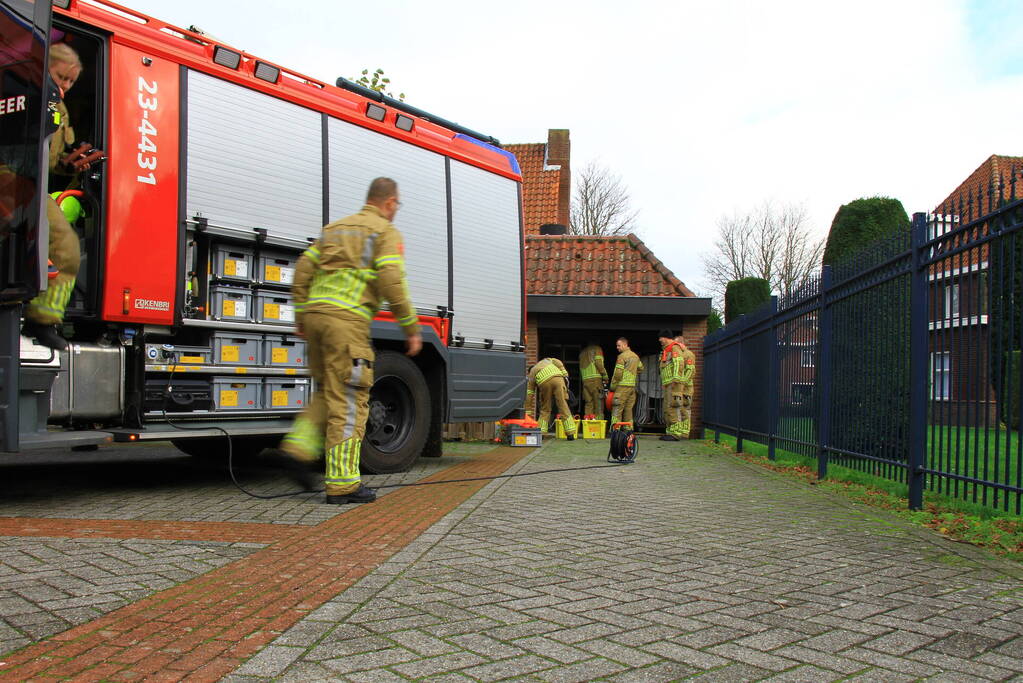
[578,341,608,419]
[264,178,422,504]
[609,336,643,430]
[23,43,105,351]
[658,330,685,441]
[676,334,696,438]
[526,357,575,438]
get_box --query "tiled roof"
[935,154,1023,218]
[506,142,562,234]
[526,234,695,297]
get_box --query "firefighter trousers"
[25,196,79,325]
[581,378,604,419]
[662,381,685,437]
[610,386,637,429]
[681,386,693,437]
[280,312,374,495]
[538,378,575,434]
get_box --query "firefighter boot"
[326,484,377,505]
[22,321,68,351]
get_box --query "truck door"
[0,0,52,451]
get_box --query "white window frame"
[800,348,815,368]
[944,283,959,320]
[790,383,814,405]
[930,351,951,401]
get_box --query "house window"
[800,348,815,368]
[944,283,959,319]
[930,352,951,400]
[790,383,813,405]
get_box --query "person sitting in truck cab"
[22,42,105,351]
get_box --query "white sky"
[123,0,1023,300]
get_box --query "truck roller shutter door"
[186,71,322,241]
[326,116,449,314]
[449,160,522,347]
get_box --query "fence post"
[735,325,744,454]
[768,296,779,460]
[908,213,929,510]
[816,266,833,480]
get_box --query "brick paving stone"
[3,439,1023,681]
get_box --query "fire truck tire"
[362,350,430,473]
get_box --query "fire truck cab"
[0,0,526,472]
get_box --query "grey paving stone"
[533,656,629,682]
[234,645,305,677]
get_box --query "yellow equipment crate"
[555,416,581,440]
[580,419,607,440]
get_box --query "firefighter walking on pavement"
[266,178,422,504]
[658,330,686,441]
[609,336,643,430]
[578,341,608,420]
[525,357,575,438]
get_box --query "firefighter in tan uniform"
[578,342,608,419]
[658,330,686,441]
[609,337,643,429]
[525,357,575,437]
[267,178,422,504]
[676,335,696,437]
[22,43,104,350]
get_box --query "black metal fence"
[704,183,1023,513]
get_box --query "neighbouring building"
[508,130,711,434]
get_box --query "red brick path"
[0,447,530,682]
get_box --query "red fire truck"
[0,0,526,472]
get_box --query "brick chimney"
[546,129,571,227]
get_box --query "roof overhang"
[528,295,711,317]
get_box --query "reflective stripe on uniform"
[374,254,403,269]
[536,362,563,385]
[326,437,361,487]
[281,414,325,459]
[27,280,74,323]
[303,244,321,265]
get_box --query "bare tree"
[701,202,824,306]
[570,161,639,236]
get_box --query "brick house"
[507,130,711,433]
[929,154,1023,424]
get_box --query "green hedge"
[724,277,770,324]
[823,197,910,266]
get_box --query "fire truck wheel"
[362,350,430,474]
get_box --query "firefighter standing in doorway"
[609,336,643,429]
[578,341,608,419]
[658,330,686,441]
[22,43,105,350]
[525,357,575,437]
[676,335,696,438]
[266,178,422,504]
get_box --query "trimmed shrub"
[724,277,770,324]
[823,197,910,266]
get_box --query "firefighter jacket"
[659,341,685,385]
[681,345,696,388]
[47,96,75,176]
[611,349,642,391]
[579,344,608,383]
[293,204,419,337]
[526,357,568,407]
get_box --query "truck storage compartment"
[142,343,212,365]
[263,334,306,367]
[263,378,310,410]
[210,284,253,322]
[258,251,298,285]
[212,331,262,366]
[212,244,254,282]
[212,376,262,411]
[144,378,213,413]
[255,288,296,325]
